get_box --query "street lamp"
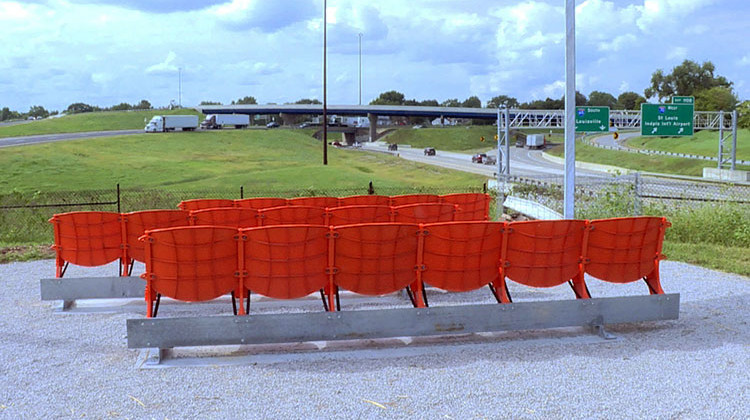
[322,0,328,165]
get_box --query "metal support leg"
[590,316,617,340]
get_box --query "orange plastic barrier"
[190,207,259,228]
[338,195,390,207]
[498,220,590,303]
[239,225,329,312]
[389,194,440,206]
[392,203,457,224]
[121,209,191,270]
[327,205,392,225]
[585,217,670,294]
[140,226,238,317]
[333,223,420,298]
[421,222,504,294]
[177,199,235,212]
[49,212,123,278]
[287,196,340,208]
[441,193,490,221]
[257,206,328,226]
[234,197,288,209]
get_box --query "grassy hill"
[625,129,749,160]
[0,109,204,138]
[0,129,485,194]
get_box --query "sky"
[1,0,748,112]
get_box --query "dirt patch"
[0,244,55,264]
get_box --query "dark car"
[471,153,487,163]
[387,143,398,151]
[424,147,436,156]
[266,121,280,128]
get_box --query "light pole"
[178,67,182,108]
[322,0,328,165]
[358,32,363,106]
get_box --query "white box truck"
[200,114,250,129]
[526,134,545,149]
[144,115,199,132]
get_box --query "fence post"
[633,173,642,216]
[368,181,374,195]
[116,184,121,213]
[240,186,244,199]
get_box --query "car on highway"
[266,121,280,128]
[387,143,398,151]
[471,153,487,163]
[423,147,436,156]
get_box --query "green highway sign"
[672,96,694,104]
[641,103,694,136]
[575,106,610,132]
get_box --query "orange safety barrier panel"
[389,194,440,206]
[234,197,288,209]
[140,226,238,317]
[440,193,490,221]
[392,203,457,224]
[287,196,340,208]
[421,222,504,293]
[122,210,191,272]
[239,225,329,312]
[333,223,420,298]
[190,207,259,228]
[338,195,390,207]
[585,216,670,294]
[498,220,590,303]
[257,206,328,226]
[49,211,123,278]
[327,205,392,225]
[177,198,235,212]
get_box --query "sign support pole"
[564,0,576,219]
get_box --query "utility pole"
[322,0,328,165]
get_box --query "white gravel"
[0,259,748,419]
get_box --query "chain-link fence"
[0,183,490,245]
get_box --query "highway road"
[0,130,141,149]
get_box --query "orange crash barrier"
[391,203,457,223]
[257,205,328,226]
[234,197,287,210]
[338,194,390,207]
[327,205,392,225]
[190,207,259,228]
[136,217,670,317]
[121,210,191,275]
[440,193,490,221]
[177,198,235,211]
[50,212,123,278]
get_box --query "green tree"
[694,86,738,111]
[616,91,647,110]
[441,98,461,107]
[587,91,616,108]
[574,91,587,106]
[487,95,519,109]
[462,96,482,108]
[520,97,563,109]
[420,99,439,107]
[294,98,321,104]
[737,101,750,129]
[0,107,11,121]
[66,102,95,114]
[110,102,132,111]
[28,105,50,118]
[645,59,732,101]
[370,90,405,105]
[134,99,152,110]
[232,96,258,105]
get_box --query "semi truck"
[525,134,545,149]
[144,115,199,132]
[200,114,250,129]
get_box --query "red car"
[471,153,486,163]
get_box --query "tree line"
[0,99,153,122]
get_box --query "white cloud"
[739,56,750,67]
[667,47,688,60]
[635,0,718,33]
[619,81,630,93]
[145,51,179,75]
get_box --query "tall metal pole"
[178,67,182,108]
[718,110,724,169]
[322,0,328,165]
[358,33,363,106]
[731,110,738,170]
[563,0,576,219]
[504,107,510,175]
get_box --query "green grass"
[0,109,204,138]
[547,138,750,176]
[384,126,563,153]
[0,130,484,194]
[663,241,750,277]
[625,128,750,160]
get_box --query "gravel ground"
[0,259,748,419]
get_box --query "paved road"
[0,129,142,148]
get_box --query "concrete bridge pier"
[368,113,377,142]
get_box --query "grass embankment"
[0,109,203,138]
[547,139,750,176]
[384,126,563,153]
[626,129,750,161]
[0,130,483,193]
